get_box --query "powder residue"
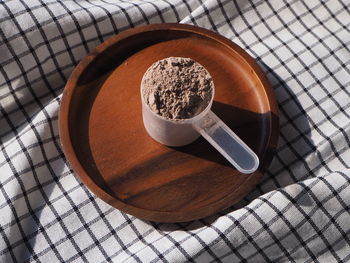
[141,57,214,120]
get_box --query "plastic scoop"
[141,81,259,174]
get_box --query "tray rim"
[59,23,279,222]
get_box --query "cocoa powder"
[141,57,213,120]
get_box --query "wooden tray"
[59,24,279,222]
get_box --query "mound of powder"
[141,57,214,120]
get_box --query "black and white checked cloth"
[1,0,350,262]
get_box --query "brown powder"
[141,57,214,120]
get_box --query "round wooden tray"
[59,24,279,222]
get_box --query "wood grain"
[59,24,279,222]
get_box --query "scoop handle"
[192,110,259,174]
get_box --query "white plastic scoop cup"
[141,83,259,174]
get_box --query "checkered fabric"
[1,0,350,262]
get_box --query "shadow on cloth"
[4,108,66,262]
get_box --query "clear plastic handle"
[192,111,259,174]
